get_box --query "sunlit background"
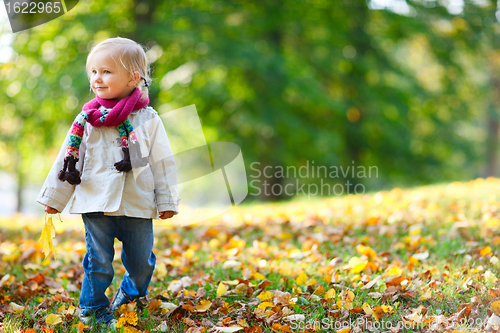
[1,0,499,216]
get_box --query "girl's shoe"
[109,288,132,314]
[79,307,115,327]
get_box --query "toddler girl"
[37,37,180,327]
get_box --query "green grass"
[1,179,500,332]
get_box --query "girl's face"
[88,50,135,101]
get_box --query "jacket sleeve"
[36,125,87,213]
[148,114,181,214]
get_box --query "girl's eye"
[92,70,97,74]
[104,70,111,74]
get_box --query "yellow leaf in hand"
[39,216,56,258]
[46,313,62,325]
[217,282,228,297]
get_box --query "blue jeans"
[79,212,156,316]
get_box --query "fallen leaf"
[283,314,306,321]
[412,252,429,260]
[295,273,308,286]
[491,300,500,316]
[485,270,498,286]
[46,314,62,326]
[372,306,386,321]
[77,321,87,333]
[325,288,335,300]
[362,303,372,315]
[258,290,273,302]
[485,314,500,331]
[348,257,367,274]
[480,246,492,257]
[116,310,138,328]
[419,290,432,300]
[123,327,143,333]
[337,328,351,333]
[360,275,382,290]
[7,302,25,313]
[247,325,263,333]
[257,301,274,310]
[213,327,243,332]
[217,282,228,297]
[195,300,211,312]
[385,266,403,276]
[356,244,377,259]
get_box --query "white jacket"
[36,106,180,219]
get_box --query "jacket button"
[115,138,122,147]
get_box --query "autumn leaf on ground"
[39,215,56,258]
[337,328,351,333]
[116,310,138,328]
[258,290,273,302]
[45,313,62,326]
[362,302,372,315]
[123,327,143,333]
[7,302,25,313]
[356,244,377,259]
[295,272,307,286]
[325,288,335,300]
[217,282,228,297]
[195,300,211,312]
[491,300,500,316]
[72,322,87,333]
[340,290,354,310]
[213,327,243,332]
[480,246,492,257]
[385,265,403,276]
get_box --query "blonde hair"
[86,37,151,91]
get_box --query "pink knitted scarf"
[58,88,149,185]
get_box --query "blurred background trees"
[0,0,499,211]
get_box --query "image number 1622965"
[3,0,80,33]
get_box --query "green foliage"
[0,0,499,207]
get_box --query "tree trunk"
[15,154,23,213]
[485,108,499,177]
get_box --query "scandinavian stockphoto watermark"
[289,316,487,331]
[3,0,79,33]
[249,160,378,198]
[132,104,249,226]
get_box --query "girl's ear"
[128,71,141,87]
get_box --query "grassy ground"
[1,178,500,333]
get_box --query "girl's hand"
[159,211,175,219]
[44,205,60,214]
